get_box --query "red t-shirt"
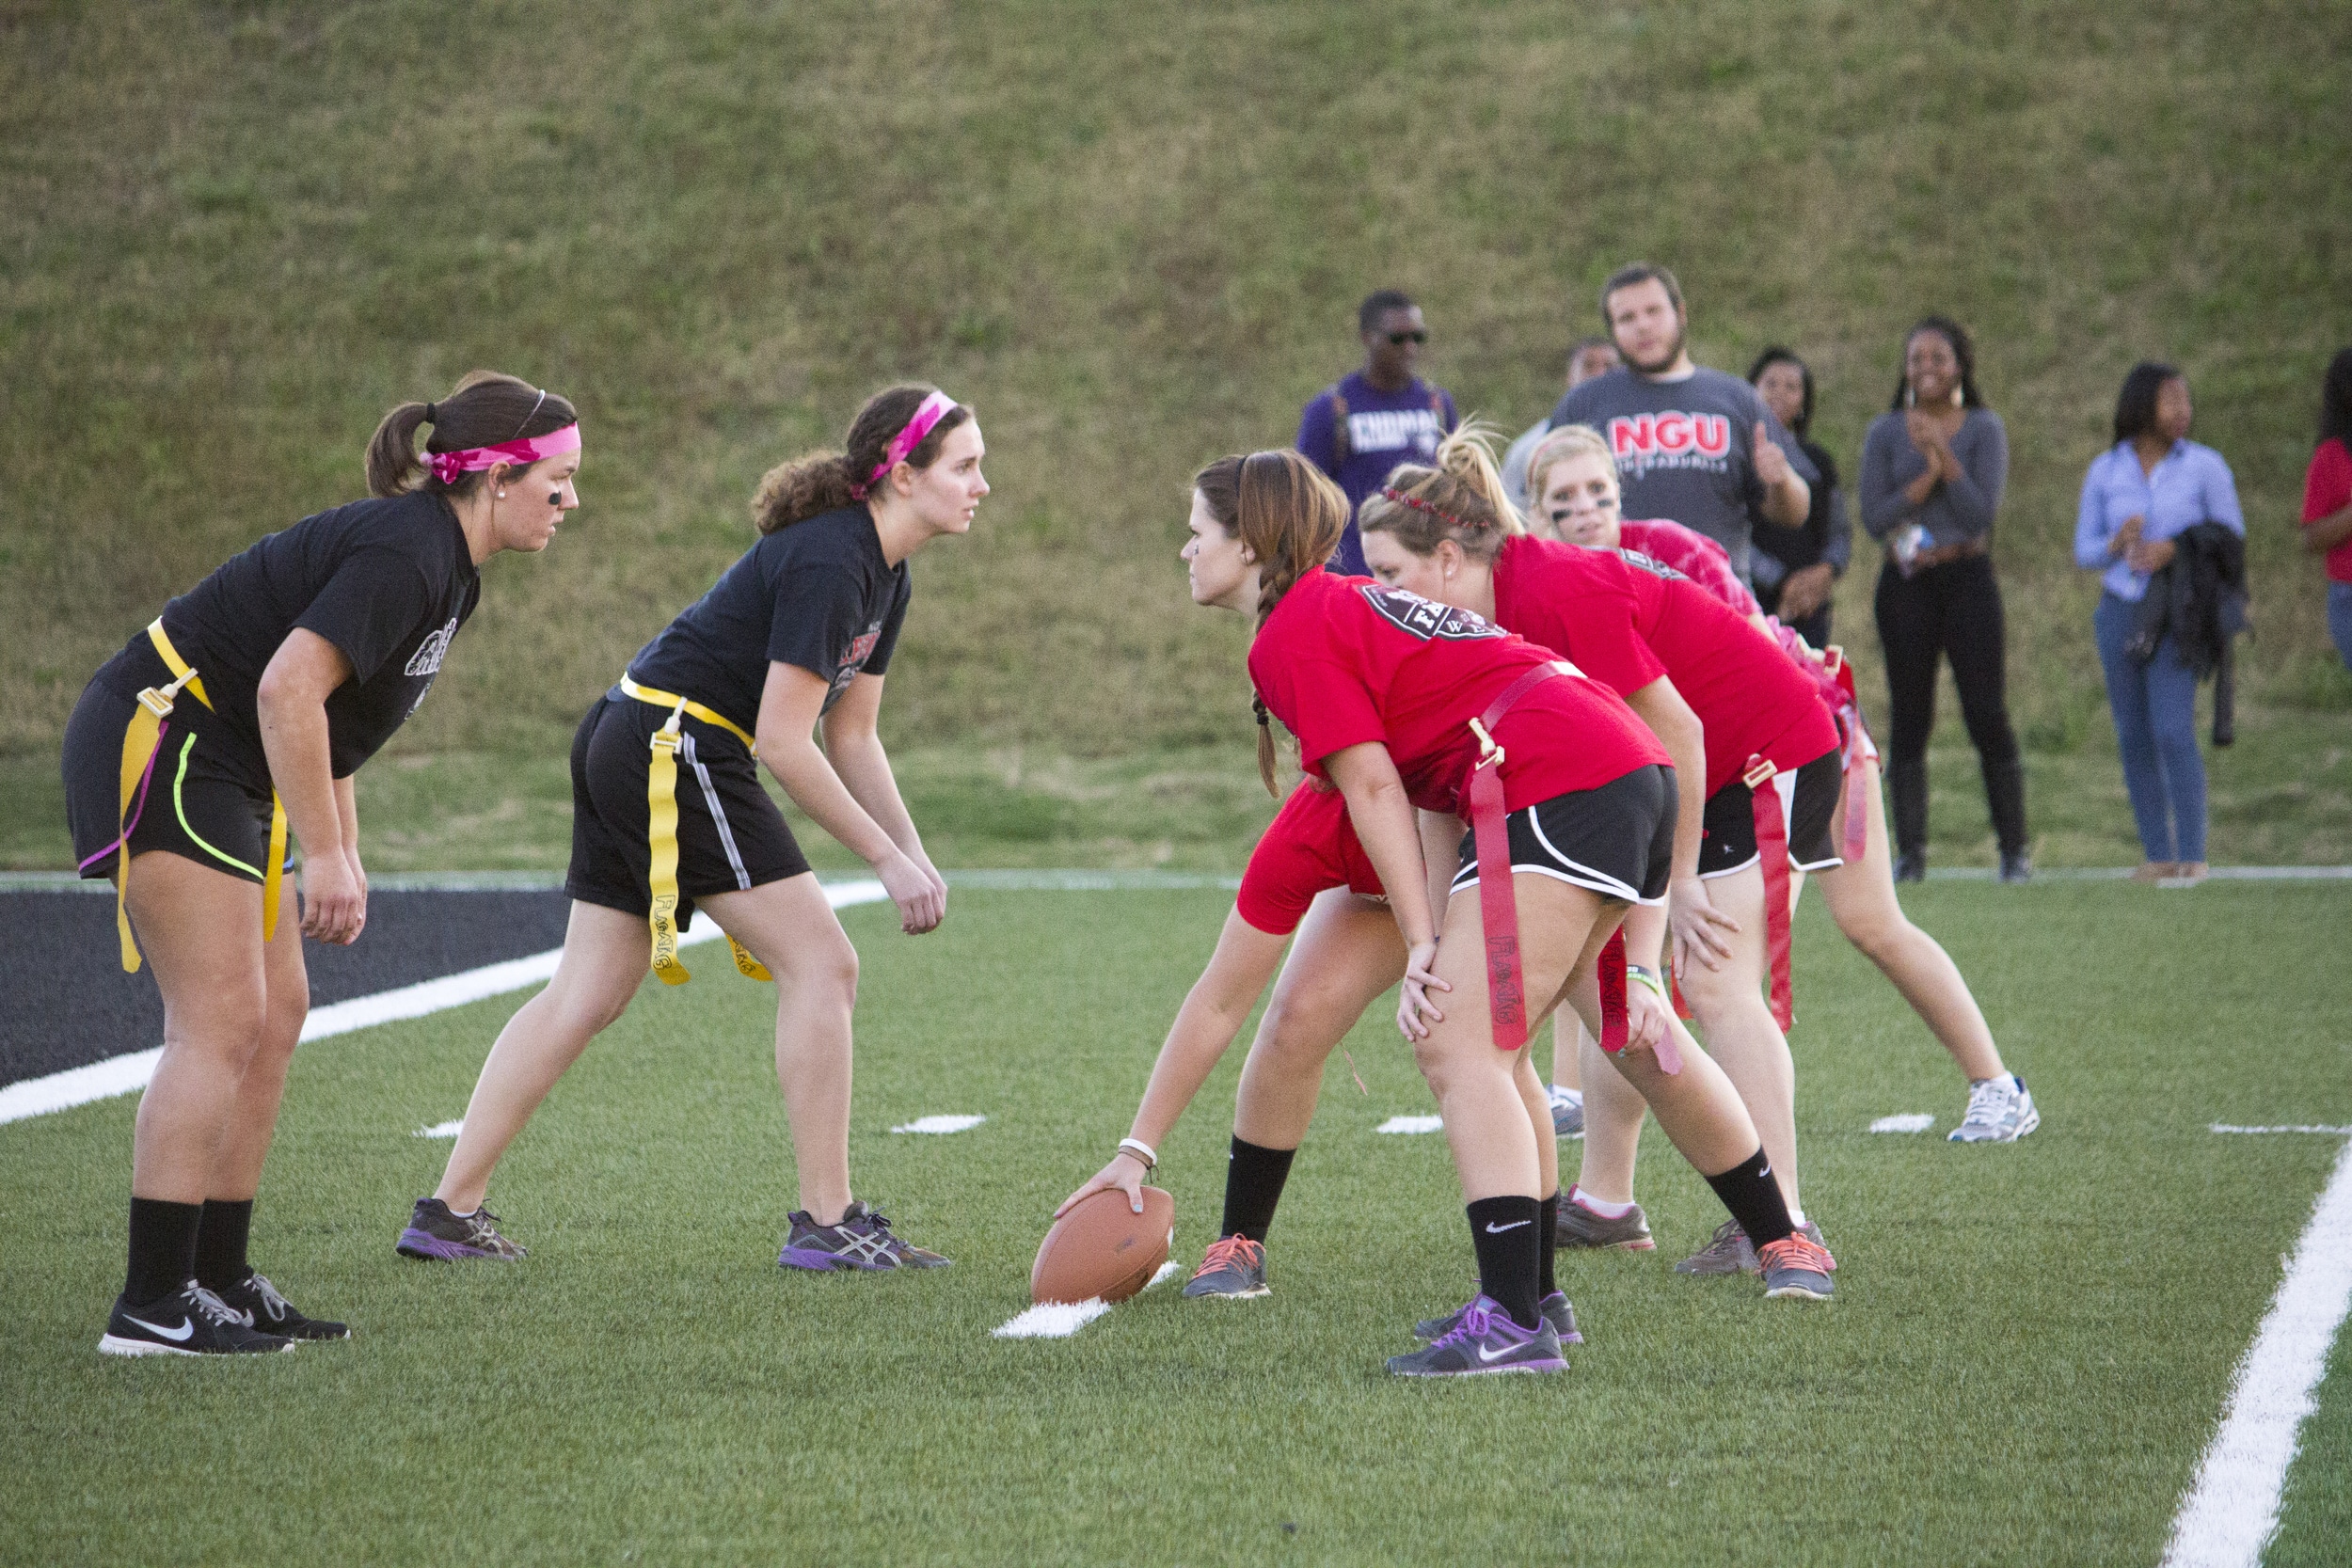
[1616,519,1761,617]
[1234,781,1384,935]
[1248,570,1669,816]
[1494,536,1837,798]
[2301,438,2352,584]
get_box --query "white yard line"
[1375,1115,1444,1134]
[0,880,888,1128]
[2161,1134,2352,1568]
[992,1260,1185,1339]
[891,1114,987,1134]
[1869,1113,1936,1133]
[2210,1125,2352,1136]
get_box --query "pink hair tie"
[850,391,958,501]
[425,421,580,486]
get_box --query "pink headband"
[851,391,958,500]
[426,422,580,486]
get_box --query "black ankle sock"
[1537,1192,1559,1299]
[1702,1149,1796,1248]
[1218,1137,1297,1244]
[125,1197,203,1306]
[1465,1196,1543,1330]
[193,1198,254,1291]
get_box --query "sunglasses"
[1385,330,1429,345]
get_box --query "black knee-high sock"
[1218,1137,1297,1243]
[1702,1149,1795,1247]
[125,1197,204,1305]
[193,1198,255,1290]
[1465,1196,1543,1330]
[1537,1192,1560,1300]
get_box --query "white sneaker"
[1547,1084,1584,1138]
[1949,1074,2040,1143]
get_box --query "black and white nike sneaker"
[213,1270,349,1341]
[99,1282,295,1357]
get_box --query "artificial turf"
[2,882,2347,1565]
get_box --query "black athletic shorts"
[62,675,283,885]
[1451,763,1677,907]
[564,690,810,928]
[1697,746,1843,879]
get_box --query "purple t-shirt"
[1296,372,1459,575]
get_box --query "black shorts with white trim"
[1450,763,1677,907]
[564,691,810,927]
[1696,746,1842,879]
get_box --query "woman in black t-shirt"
[404,385,983,1274]
[61,371,581,1355]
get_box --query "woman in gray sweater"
[1859,316,2027,883]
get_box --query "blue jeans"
[2330,580,2352,670]
[2093,592,2208,863]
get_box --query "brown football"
[1031,1186,1175,1305]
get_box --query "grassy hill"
[5,0,2349,868]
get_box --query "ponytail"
[755,384,973,533]
[1357,419,1520,562]
[1195,450,1349,795]
[364,371,579,499]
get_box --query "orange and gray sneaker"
[1675,1217,1835,1275]
[1759,1232,1836,1301]
[1182,1234,1270,1299]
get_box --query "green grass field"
[4,882,2348,1565]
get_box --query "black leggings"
[1873,556,2026,857]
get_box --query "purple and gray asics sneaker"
[1414,1290,1581,1346]
[778,1201,949,1272]
[1385,1294,1566,1378]
[397,1197,527,1261]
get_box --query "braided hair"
[1194,450,1350,794]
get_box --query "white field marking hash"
[1375,1115,1445,1134]
[0,879,891,1128]
[2210,1124,2352,1135]
[414,1119,465,1139]
[891,1114,987,1134]
[990,1261,1184,1339]
[1869,1114,1936,1133]
[2161,1134,2352,1568]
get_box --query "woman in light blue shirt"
[2074,363,2245,882]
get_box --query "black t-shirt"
[627,505,912,735]
[116,490,481,788]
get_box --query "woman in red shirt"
[1362,436,1844,1276]
[2301,348,2352,669]
[1524,425,2035,1174]
[1178,450,1826,1375]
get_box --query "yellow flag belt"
[617,676,771,987]
[114,621,287,972]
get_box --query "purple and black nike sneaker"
[1385,1294,1566,1378]
[778,1201,949,1271]
[1415,1289,1581,1346]
[397,1197,527,1261]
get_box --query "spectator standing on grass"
[1547,263,1814,587]
[2075,363,2246,885]
[1859,316,2027,884]
[1748,347,1851,646]
[1295,289,1458,575]
[59,372,581,1355]
[1502,336,1620,512]
[2299,348,2352,669]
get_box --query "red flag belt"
[1744,753,1796,1032]
[1464,662,1628,1052]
